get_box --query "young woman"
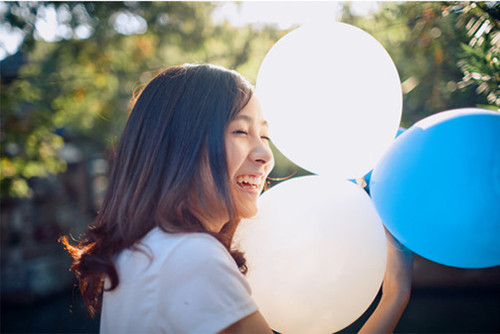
[63,63,413,334]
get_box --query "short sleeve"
[157,234,258,334]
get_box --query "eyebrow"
[233,114,269,127]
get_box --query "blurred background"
[1,1,499,333]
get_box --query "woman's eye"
[261,136,271,141]
[233,130,248,135]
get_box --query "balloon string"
[267,171,297,182]
[262,171,298,192]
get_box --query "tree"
[3,1,497,198]
[340,1,498,126]
[0,2,283,198]
[454,2,500,109]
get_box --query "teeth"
[236,175,261,188]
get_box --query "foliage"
[341,1,498,126]
[1,1,498,198]
[454,2,500,109]
[0,2,284,198]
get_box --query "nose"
[250,139,274,166]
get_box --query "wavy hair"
[61,64,254,316]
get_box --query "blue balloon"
[370,109,500,268]
[396,126,406,137]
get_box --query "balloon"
[396,126,406,137]
[256,22,402,179]
[365,127,406,190]
[235,176,387,334]
[370,108,500,268]
[350,127,407,191]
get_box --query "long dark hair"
[62,64,254,316]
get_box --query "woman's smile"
[235,174,265,194]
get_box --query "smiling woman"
[61,63,412,334]
[61,63,275,333]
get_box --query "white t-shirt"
[100,228,258,334]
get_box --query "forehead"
[232,96,268,126]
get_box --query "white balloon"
[234,176,387,334]
[256,22,402,178]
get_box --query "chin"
[239,203,259,219]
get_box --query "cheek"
[225,140,245,177]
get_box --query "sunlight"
[213,1,381,29]
[0,2,382,60]
[213,2,342,29]
[0,23,24,60]
[34,5,60,42]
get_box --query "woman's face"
[225,95,274,218]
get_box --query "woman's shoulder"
[115,228,236,284]
[140,227,234,267]
[144,227,226,252]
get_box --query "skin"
[225,96,275,220]
[359,229,413,334]
[218,96,413,333]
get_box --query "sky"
[0,1,381,61]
